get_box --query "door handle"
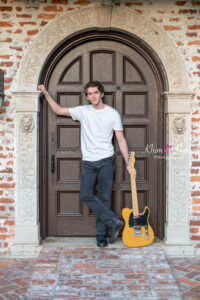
[51,154,55,173]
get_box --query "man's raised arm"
[38,85,71,117]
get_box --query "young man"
[38,81,135,247]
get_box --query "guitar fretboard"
[128,152,139,217]
[131,170,139,216]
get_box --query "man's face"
[86,87,104,106]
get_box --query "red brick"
[193,199,200,204]
[4,84,10,90]
[127,284,151,290]
[85,269,108,274]
[4,78,12,84]
[43,6,63,12]
[51,0,68,3]
[74,0,90,4]
[4,220,14,226]
[31,279,56,285]
[125,2,143,6]
[0,55,11,59]
[188,41,200,46]
[176,41,184,46]
[164,25,181,30]
[16,14,32,18]
[27,29,39,35]
[40,21,48,26]
[0,62,13,67]
[191,191,200,197]
[157,10,165,14]
[177,277,199,285]
[0,198,14,203]
[193,56,200,61]
[192,1,200,5]
[6,118,13,122]
[0,235,11,241]
[170,17,179,21]
[188,25,200,30]
[187,32,197,37]
[0,21,12,27]
[179,9,197,14]
[0,228,7,233]
[0,183,15,189]
[0,206,5,211]
[190,220,200,226]
[191,169,199,174]
[0,37,12,43]
[192,117,200,122]
[37,13,56,19]
[14,29,22,34]
[19,21,36,26]
[191,235,200,240]
[191,228,199,234]
[135,9,143,14]
[176,1,187,5]
[6,161,14,167]
[9,46,22,51]
[193,71,200,76]
[0,6,12,11]
[192,206,200,211]
[15,6,22,12]
[152,17,162,22]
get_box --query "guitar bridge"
[133,225,142,236]
[145,225,149,240]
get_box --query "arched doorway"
[39,30,166,240]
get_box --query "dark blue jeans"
[80,155,117,235]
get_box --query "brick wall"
[0,0,199,254]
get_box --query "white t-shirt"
[69,105,123,161]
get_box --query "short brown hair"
[84,81,104,96]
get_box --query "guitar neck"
[131,172,139,216]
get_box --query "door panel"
[47,40,159,236]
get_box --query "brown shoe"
[109,219,124,243]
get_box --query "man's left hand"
[127,166,136,177]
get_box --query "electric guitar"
[122,152,154,247]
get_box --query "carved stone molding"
[15,5,190,93]
[165,113,194,255]
[11,93,40,255]
[163,92,193,114]
[173,116,186,135]
[20,114,34,133]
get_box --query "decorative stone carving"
[173,116,186,135]
[16,5,190,93]
[20,114,34,133]
[19,7,96,89]
[111,7,188,91]
[20,189,36,224]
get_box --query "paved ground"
[0,239,200,299]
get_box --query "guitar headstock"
[128,151,136,172]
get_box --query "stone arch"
[11,4,194,256]
[16,5,189,92]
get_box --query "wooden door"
[47,40,159,236]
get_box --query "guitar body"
[122,206,154,247]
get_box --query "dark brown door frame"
[38,28,168,240]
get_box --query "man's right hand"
[38,85,47,95]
